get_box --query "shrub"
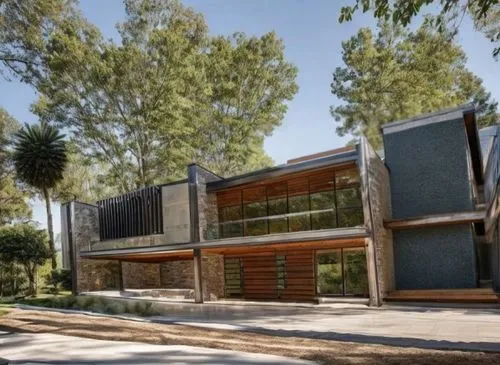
[44,269,72,294]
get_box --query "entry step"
[386,288,499,303]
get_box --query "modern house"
[61,104,500,305]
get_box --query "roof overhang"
[206,149,360,192]
[80,227,369,262]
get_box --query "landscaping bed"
[1,294,159,316]
[1,308,499,365]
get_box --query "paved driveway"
[0,332,314,365]
[144,303,500,352]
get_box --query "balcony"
[90,181,190,252]
[97,185,164,241]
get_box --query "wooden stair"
[386,288,499,303]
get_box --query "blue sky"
[1,0,499,233]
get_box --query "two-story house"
[61,104,498,305]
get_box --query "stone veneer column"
[358,137,395,306]
[61,201,121,294]
[188,164,224,303]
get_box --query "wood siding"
[224,248,315,301]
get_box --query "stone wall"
[160,260,194,288]
[122,262,161,289]
[359,138,395,305]
[202,254,225,300]
[159,256,224,300]
[78,259,121,292]
[194,166,222,242]
[65,202,121,293]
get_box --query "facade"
[61,104,499,305]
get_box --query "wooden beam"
[203,238,365,255]
[384,211,485,230]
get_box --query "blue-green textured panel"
[394,225,477,289]
[384,118,474,219]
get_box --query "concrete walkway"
[0,332,314,365]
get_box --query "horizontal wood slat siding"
[224,248,315,301]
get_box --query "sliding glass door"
[316,248,368,297]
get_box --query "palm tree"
[13,123,67,270]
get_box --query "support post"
[358,138,381,306]
[193,249,203,303]
[188,164,204,303]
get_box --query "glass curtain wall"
[215,167,363,239]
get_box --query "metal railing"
[97,186,163,241]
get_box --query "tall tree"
[52,144,121,203]
[196,32,298,176]
[0,108,30,224]
[35,0,209,191]
[331,21,498,147]
[339,0,500,58]
[12,123,67,269]
[0,0,79,83]
[34,0,298,189]
[0,224,50,296]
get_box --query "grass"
[5,294,159,317]
[0,308,8,316]
[1,308,499,365]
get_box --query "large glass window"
[316,250,343,295]
[219,205,243,238]
[316,248,368,297]
[343,248,369,295]
[243,187,268,236]
[214,167,364,239]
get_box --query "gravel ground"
[1,308,500,365]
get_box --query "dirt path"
[1,308,499,365]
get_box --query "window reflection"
[215,167,364,239]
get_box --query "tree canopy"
[0,224,50,295]
[13,123,67,269]
[331,20,498,147]
[30,0,298,191]
[0,108,30,224]
[0,0,80,83]
[339,0,500,58]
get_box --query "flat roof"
[206,148,359,192]
[381,103,475,134]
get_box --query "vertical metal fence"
[97,186,163,241]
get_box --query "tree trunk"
[26,265,35,297]
[43,187,57,270]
